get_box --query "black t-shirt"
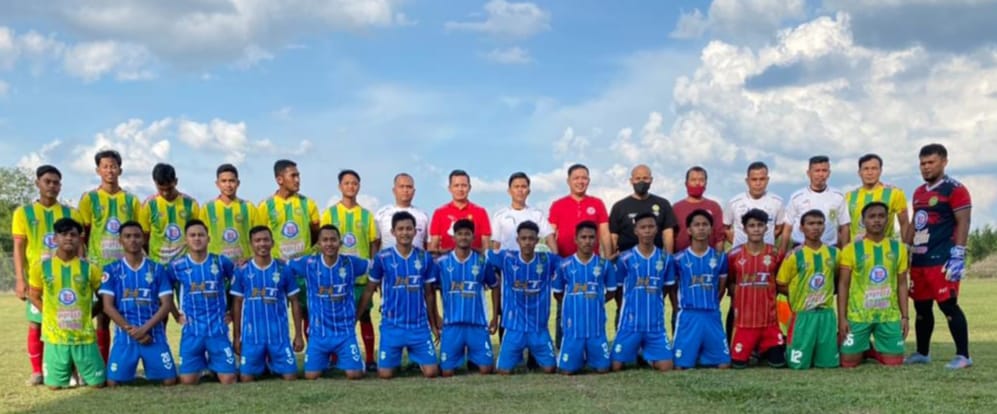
[608,194,678,252]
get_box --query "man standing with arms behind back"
[375,173,430,250]
[200,164,258,264]
[429,169,492,256]
[845,154,909,242]
[782,155,850,252]
[673,166,725,253]
[491,172,556,253]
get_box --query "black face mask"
[633,182,650,196]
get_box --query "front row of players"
[28,202,908,388]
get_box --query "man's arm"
[598,222,613,258]
[356,282,379,318]
[898,270,910,339]
[836,266,852,343]
[489,279,501,334]
[28,287,44,315]
[13,237,27,300]
[428,236,441,256]
[135,295,174,343]
[896,209,911,243]
[101,294,148,343]
[289,294,304,352]
[424,285,441,340]
[837,225,850,249]
[779,223,793,255]
[478,235,491,255]
[231,296,244,356]
[954,209,971,246]
[544,232,558,255]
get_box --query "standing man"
[141,163,201,265]
[490,172,556,253]
[609,164,678,255]
[782,155,850,252]
[904,143,972,369]
[12,165,81,385]
[429,169,491,255]
[375,173,430,250]
[27,218,105,389]
[258,159,320,262]
[548,164,610,346]
[79,149,142,363]
[724,162,786,252]
[845,154,909,241]
[321,169,379,371]
[673,166,725,253]
[199,164,258,263]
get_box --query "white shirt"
[785,186,851,245]
[724,192,786,248]
[490,206,553,251]
[374,204,430,249]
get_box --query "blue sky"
[1,0,995,227]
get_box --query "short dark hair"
[919,143,948,159]
[746,161,768,175]
[94,149,122,167]
[808,155,830,166]
[393,172,413,183]
[685,166,708,181]
[338,169,359,183]
[318,224,340,237]
[184,219,207,233]
[152,163,177,185]
[633,211,657,225]
[448,169,469,184]
[36,165,61,179]
[273,159,297,177]
[740,208,769,227]
[391,211,416,230]
[857,154,882,168]
[567,164,588,177]
[53,217,82,234]
[575,220,597,235]
[516,220,540,235]
[685,209,714,228]
[508,172,530,187]
[453,219,475,234]
[249,225,272,239]
[119,220,143,234]
[861,201,889,218]
[216,163,238,178]
[800,209,826,225]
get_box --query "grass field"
[2,281,997,414]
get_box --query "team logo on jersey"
[869,266,888,284]
[272,272,281,283]
[165,224,183,242]
[809,273,826,290]
[593,265,602,277]
[829,210,838,222]
[536,264,545,275]
[471,264,481,276]
[343,232,357,248]
[101,272,110,283]
[929,196,939,207]
[43,233,57,249]
[656,259,664,271]
[222,228,239,243]
[585,207,596,216]
[709,258,717,269]
[737,258,747,267]
[414,259,423,271]
[339,267,348,278]
[106,217,121,234]
[282,222,299,238]
[914,210,929,230]
[763,255,772,267]
[58,288,78,305]
[652,204,660,212]
[210,263,219,275]
[145,271,154,284]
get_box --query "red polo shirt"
[429,200,492,251]
[548,194,608,257]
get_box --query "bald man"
[609,165,678,256]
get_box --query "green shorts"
[841,321,904,355]
[43,343,105,387]
[26,301,42,324]
[354,285,372,313]
[786,308,839,369]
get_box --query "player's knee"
[717,364,731,370]
[304,372,321,380]
[731,360,748,369]
[218,374,237,385]
[611,362,624,372]
[281,374,297,381]
[161,378,178,386]
[378,369,395,380]
[441,370,455,378]
[938,299,963,317]
[422,366,439,378]
[878,354,903,366]
[345,371,364,380]
[240,375,255,383]
[107,380,119,387]
[840,356,861,368]
[654,361,673,372]
[478,365,493,375]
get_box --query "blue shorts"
[612,329,673,364]
[673,309,731,368]
[440,324,494,371]
[107,336,177,382]
[240,341,298,376]
[497,330,556,371]
[379,324,437,369]
[557,336,610,373]
[305,333,364,373]
[179,333,237,375]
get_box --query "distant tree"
[0,167,33,290]
[968,225,997,266]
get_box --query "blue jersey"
[615,247,676,332]
[552,254,616,339]
[99,258,173,344]
[674,247,729,311]
[433,251,497,327]
[487,250,559,332]
[289,254,369,337]
[369,247,436,330]
[168,253,235,337]
[230,259,300,345]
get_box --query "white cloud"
[62,41,155,82]
[670,9,709,39]
[16,139,62,170]
[670,0,806,42]
[445,0,550,39]
[233,44,274,69]
[482,46,532,64]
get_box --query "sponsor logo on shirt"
[809,273,826,290]
[282,222,299,238]
[223,228,239,243]
[43,233,57,249]
[58,288,78,305]
[869,265,888,284]
[914,210,929,230]
[165,224,183,242]
[106,217,121,234]
[343,232,357,248]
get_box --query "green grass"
[3,281,997,414]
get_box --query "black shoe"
[467,361,479,372]
[365,362,378,373]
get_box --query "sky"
[1,0,996,228]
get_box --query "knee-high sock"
[914,300,934,356]
[28,325,43,374]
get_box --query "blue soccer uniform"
[369,247,438,369]
[230,259,300,376]
[673,247,731,368]
[434,251,498,371]
[612,247,677,365]
[168,253,237,376]
[552,254,616,373]
[289,254,369,373]
[489,250,559,371]
[99,258,177,382]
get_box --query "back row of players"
[13,143,971,388]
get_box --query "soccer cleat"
[69,372,81,387]
[25,373,43,386]
[365,362,378,373]
[945,356,973,369]
[904,353,931,365]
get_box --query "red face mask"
[686,184,705,198]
